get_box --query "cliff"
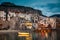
[0,2,42,15]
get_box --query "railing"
[0,30,20,33]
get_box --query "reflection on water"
[32,30,57,40]
[0,30,58,40]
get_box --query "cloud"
[0,0,60,16]
[46,3,60,12]
[29,0,60,16]
[32,4,60,16]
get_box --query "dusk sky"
[0,0,60,16]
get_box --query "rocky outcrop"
[50,14,60,17]
[0,2,42,15]
[0,2,43,30]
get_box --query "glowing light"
[18,32,30,37]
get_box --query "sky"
[0,0,60,16]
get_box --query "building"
[0,2,58,40]
[0,2,42,30]
[50,14,60,29]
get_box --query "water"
[0,30,60,40]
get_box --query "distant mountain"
[50,14,60,17]
[0,2,43,16]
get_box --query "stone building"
[0,2,58,40]
[0,2,42,30]
[50,14,60,29]
[37,16,56,29]
[0,2,42,40]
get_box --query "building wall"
[56,17,60,28]
[37,16,56,29]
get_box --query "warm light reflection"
[18,35,29,37]
[18,32,32,40]
[18,32,30,37]
[40,29,51,38]
[45,32,48,38]
[18,32,29,34]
